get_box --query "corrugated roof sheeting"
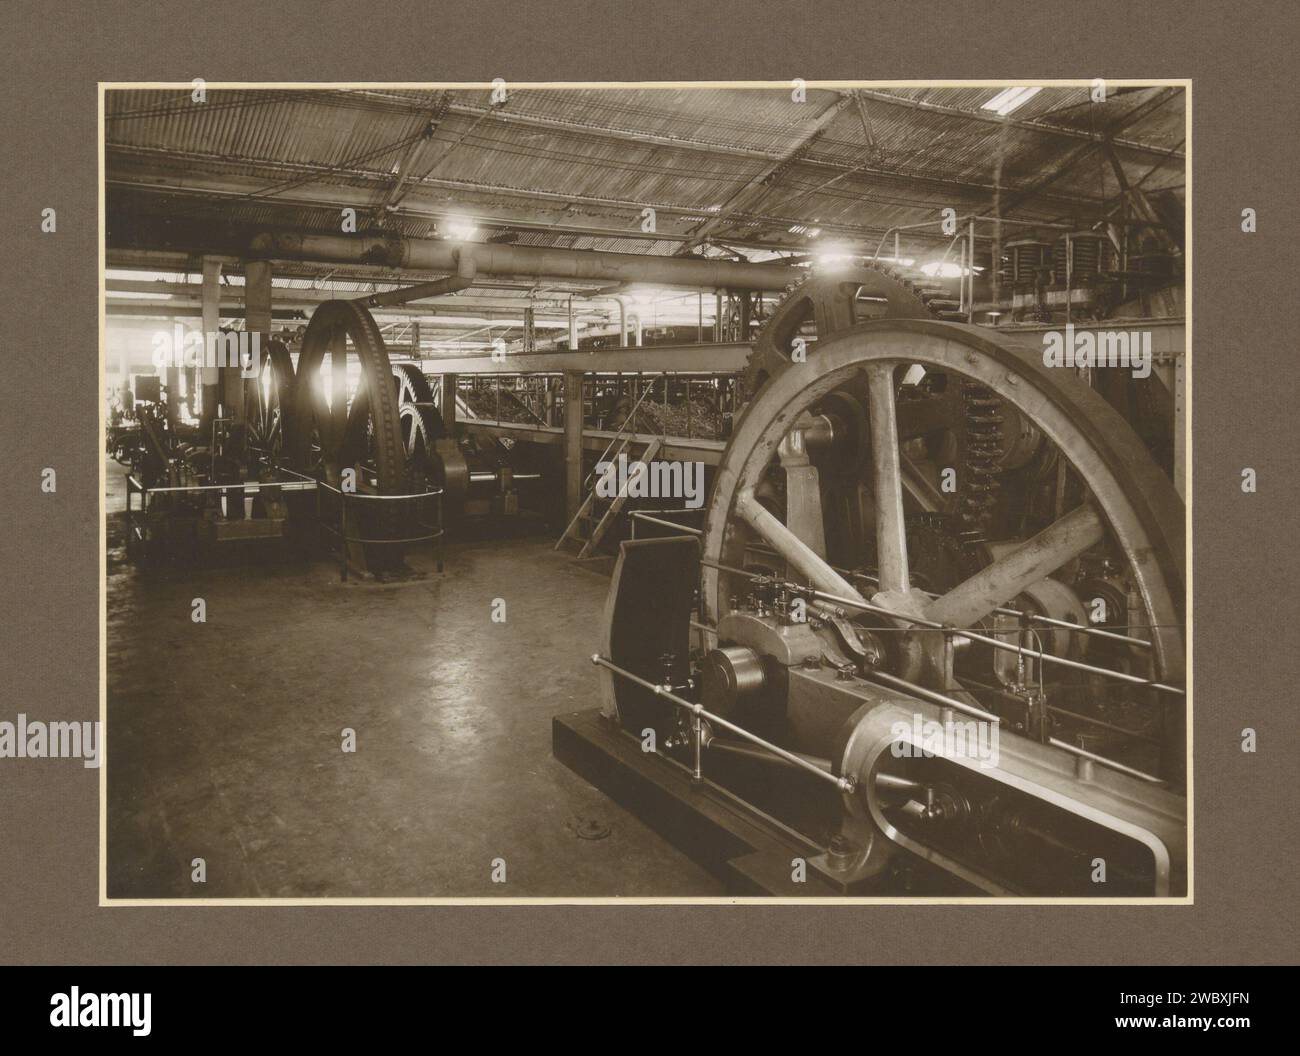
[107,89,428,177]
[403,110,762,219]
[105,85,1185,258]
[498,86,824,155]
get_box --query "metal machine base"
[554,706,874,896]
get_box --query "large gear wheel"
[740,262,953,402]
[392,362,445,485]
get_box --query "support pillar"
[441,374,458,429]
[241,258,272,438]
[563,370,584,521]
[198,257,222,441]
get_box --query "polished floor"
[105,462,721,898]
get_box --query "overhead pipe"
[614,296,628,346]
[611,296,645,347]
[356,247,477,308]
[248,231,799,292]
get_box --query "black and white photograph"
[100,81,1190,902]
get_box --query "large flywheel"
[244,338,297,465]
[287,299,411,571]
[587,277,1188,895]
[287,299,408,494]
[700,318,1186,780]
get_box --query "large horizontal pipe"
[104,280,598,319]
[418,341,752,374]
[248,231,801,292]
[104,301,567,328]
[358,247,477,308]
[106,304,307,320]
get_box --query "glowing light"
[813,244,858,270]
[443,217,479,241]
[980,87,1042,117]
[919,261,978,278]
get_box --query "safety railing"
[592,653,855,793]
[628,509,704,538]
[277,467,445,582]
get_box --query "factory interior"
[104,84,1188,899]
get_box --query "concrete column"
[238,259,273,428]
[543,379,556,426]
[563,371,584,521]
[198,257,222,439]
[441,374,458,430]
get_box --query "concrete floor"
[105,461,722,898]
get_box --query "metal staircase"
[555,385,662,558]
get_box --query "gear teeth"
[956,380,1005,547]
[740,264,945,402]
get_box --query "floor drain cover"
[574,817,611,840]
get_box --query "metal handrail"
[283,467,444,583]
[629,511,703,538]
[871,214,1075,261]
[701,558,1185,697]
[592,653,855,794]
[276,465,443,501]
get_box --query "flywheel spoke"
[734,488,872,608]
[925,503,1105,628]
[864,361,910,595]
